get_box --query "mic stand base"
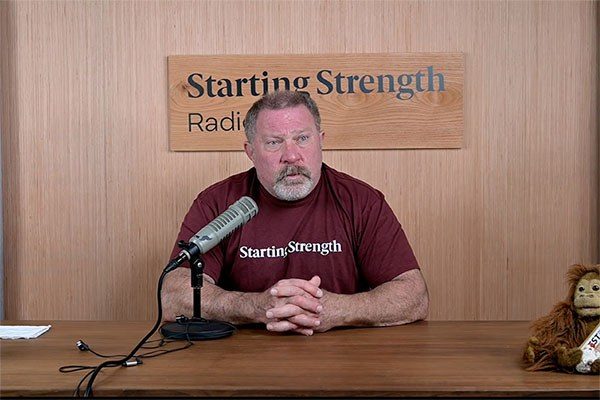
[161,318,235,341]
[162,250,234,340]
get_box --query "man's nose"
[281,141,301,163]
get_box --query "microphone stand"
[160,241,235,340]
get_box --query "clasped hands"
[262,275,331,336]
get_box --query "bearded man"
[162,90,429,335]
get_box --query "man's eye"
[297,135,309,144]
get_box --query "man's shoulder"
[195,168,255,207]
[323,164,385,203]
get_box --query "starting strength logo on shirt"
[239,240,342,259]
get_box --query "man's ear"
[319,131,325,149]
[244,141,254,162]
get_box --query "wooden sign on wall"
[168,53,463,151]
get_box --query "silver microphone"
[188,196,258,254]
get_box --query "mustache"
[276,165,312,182]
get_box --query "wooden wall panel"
[2,0,597,321]
[505,1,599,319]
[1,0,22,320]
[0,0,13,320]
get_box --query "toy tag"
[576,323,600,373]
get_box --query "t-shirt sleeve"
[168,194,225,283]
[356,193,419,288]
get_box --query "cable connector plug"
[122,358,143,367]
[76,340,89,351]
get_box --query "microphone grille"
[205,196,258,237]
[188,196,259,254]
[235,196,259,220]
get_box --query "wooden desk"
[1,321,598,397]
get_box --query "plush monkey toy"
[523,264,600,374]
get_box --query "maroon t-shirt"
[169,164,419,294]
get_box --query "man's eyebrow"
[291,128,313,135]
[263,128,312,137]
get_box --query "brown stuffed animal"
[523,264,600,374]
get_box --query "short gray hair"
[244,90,321,143]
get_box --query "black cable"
[70,337,186,358]
[60,366,104,397]
[59,265,194,397]
[82,267,169,397]
[60,338,193,396]
[75,370,95,397]
[61,341,193,397]
[85,348,127,359]
[59,365,96,373]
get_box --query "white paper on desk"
[0,325,52,339]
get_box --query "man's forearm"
[201,283,267,324]
[318,269,429,331]
[162,268,429,333]
[161,268,267,324]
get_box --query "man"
[162,90,428,336]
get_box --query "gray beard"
[273,178,314,201]
[272,165,314,201]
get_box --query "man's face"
[244,105,324,201]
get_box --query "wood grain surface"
[1,1,598,321]
[1,320,598,397]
